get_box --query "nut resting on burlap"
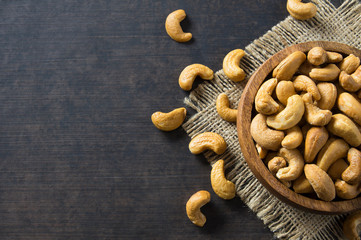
[182,0,361,239]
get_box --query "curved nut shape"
[189,132,227,155]
[281,125,303,149]
[315,82,337,110]
[307,47,327,66]
[327,159,348,181]
[342,148,361,185]
[339,54,360,74]
[256,143,268,159]
[293,173,313,194]
[216,93,237,122]
[251,114,284,151]
[343,210,361,240]
[338,92,361,126]
[186,190,211,227]
[276,80,296,106]
[268,156,287,175]
[211,160,236,200]
[151,107,186,131]
[304,126,329,163]
[302,93,332,126]
[339,71,361,92]
[255,78,279,115]
[276,148,304,181]
[316,138,349,171]
[335,179,361,200]
[179,64,214,91]
[304,164,335,201]
[327,114,361,147]
[165,9,192,42]
[326,51,343,63]
[309,64,340,81]
[293,75,321,100]
[273,51,306,81]
[286,0,317,20]
[266,94,304,130]
[223,49,246,82]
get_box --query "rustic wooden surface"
[0,0,343,239]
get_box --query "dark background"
[0,0,342,239]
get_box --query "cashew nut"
[275,80,296,106]
[189,132,227,155]
[302,93,332,126]
[216,93,237,122]
[276,148,304,181]
[326,51,343,63]
[316,138,349,171]
[179,64,214,91]
[335,179,361,200]
[339,54,360,74]
[273,51,306,81]
[327,114,361,147]
[286,0,317,20]
[307,47,327,66]
[315,82,337,110]
[250,113,284,151]
[343,210,361,240]
[342,148,361,185]
[298,60,313,76]
[304,164,335,201]
[223,49,246,82]
[151,107,187,131]
[267,156,292,188]
[338,92,361,126]
[327,159,348,181]
[256,143,268,159]
[266,94,304,130]
[304,126,329,163]
[339,65,361,92]
[281,125,303,149]
[165,9,192,42]
[255,78,279,115]
[211,160,236,200]
[293,75,321,100]
[293,173,314,194]
[309,63,340,81]
[186,190,211,227]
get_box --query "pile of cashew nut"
[251,46,361,202]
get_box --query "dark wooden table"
[0,0,343,239]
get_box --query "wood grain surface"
[0,0,343,239]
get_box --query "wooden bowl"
[237,41,361,214]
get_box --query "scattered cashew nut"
[338,92,361,126]
[327,114,361,147]
[293,75,321,100]
[223,49,246,82]
[151,107,186,131]
[316,138,349,171]
[309,63,340,81]
[286,0,317,20]
[339,54,360,74]
[304,126,329,163]
[343,210,361,240]
[165,9,192,42]
[307,47,327,66]
[315,82,337,110]
[342,148,361,185]
[276,148,304,181]
[281,125,303,149]
[211,160,236,200]
[302,93,332,126]
[273,51,306,81]
[275,80,296,106]
[335,179,361,200]
[189,132,227,155]
[179,64,214,91]
[255,78,279,115]
[216,93,237,122]
[304,164,335,201]
[186,190,210,227]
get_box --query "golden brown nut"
[276,148,304,181]
[302,93,332,126]
[189,132,227,155]
[255,78,279,115]
[151,107,187,131]
[326,51,343,63]
[281,125,303,149]
[315,82,337,110]
[298,60,313,76]
[304,126,329,163]
[186,190,210,227]
[211,160,236,200]
[342,148,361,185]
[165,9,192,42]
[327,114,361,147]
[335,179,361,200]
[339,70,361,92]
[343,210,361,240]
[309,64,340,81]
[256,143,268,159]
[304,164,335,201]
[293,75,321,100]
[275,80,296,106]
[339,54,360,74]
[293,173,313,194]
[268,156,287,175]
[338,92,361,126]
[273,51,306,81]
[307,47,327,66]
[327,159,348,181]
[179,64,214,91]
[223,49,246,82]
[216,93,237,122]
[286,0,317,20]
[316,138,349,171]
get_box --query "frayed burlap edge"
[182,0,361,239]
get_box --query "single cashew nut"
[315,82,337,110]
[339,70,361,92]
[293,173,314,194]
[342,148,361,185]
[293,75,321,100]
[286,0,317,20]
[276,148,304,181]
[189,132,227,155]
[179,64,214,91]
[338,92,361,126]
[281,125,303,149]
[327,159,348,181]
[339,54,360,74]
[267,94,304,130]
[327,114,361,147]
[255,78,279,115]
[304,126,329,163]
[335,179,361,200]
[309,64,340,81]
[302,93,332,126]
[326,51,343,63]
[268,156,287,175]
[256,143,268,159]
[223,49,246,82]
[165,9,192,42]
[251,113,284,151]
[276,80,296,106]
[216,93,237,122]
[316,138,349,171]
[307,47,327,66]
[304,164,335,201]
[151,107,186,131]
[186,190,211,227]
[343,210,361,240]
[211,160,236,200]
[273,51,306,81]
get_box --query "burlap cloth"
[182,0,361,239]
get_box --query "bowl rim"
[237,41,361,214]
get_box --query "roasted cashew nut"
[315,82,337,110]
[338,92,361,126]
[293,75,321,100]
[335,179,361,200]
[304,126,329,163]
[179,64,214,91]
[211,160,236,200]
[273,51,306,81]
[255,78,279,115]
[189,132,227,155]
[256,143,268,159]
[151,107,187,131]
[326,51,343,63]
[339,54,360,74]
[266,94,304,130]
[327,159,348,181]
[307,47,327,66]
[250,113,284,151]
[309,63,340,81]
[298,60,313,76]
[302,93,332,126]
[342,148,361,185]
[304,164,335,201]
[216,93,237,122]
[186,190,211,227]
[275,80,296,106]
[267,156,292,188]
[281,125,303,149]
[223,49,246,82]
[339,70,361,92]
[276,148,304,181]
[316,138,349,171]
[286,0,317,20]
[343,210,361,240]
[293,173,313,194]
[165,9,192,42]
[327,114,361,147]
